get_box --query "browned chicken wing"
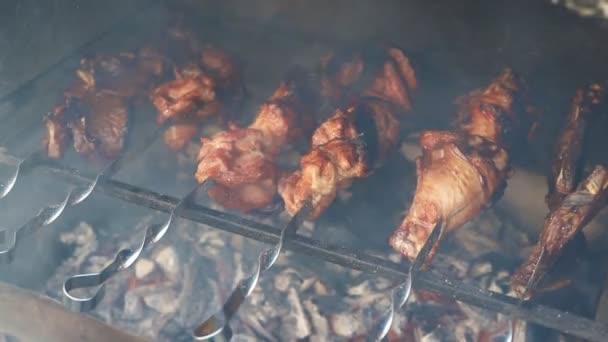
[195,66,320,211]
[390,69,531,262]
[278,46,417,219]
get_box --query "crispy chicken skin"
[195,67,320,211]
[278,46,416,219]
[390,69,529,262]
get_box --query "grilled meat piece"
[151,64,218,124]
[279,136,369,219]
[195,66,320,211]
[279,46,416,219]
[320,46,417,111]
[76,51,164,98]
[43,49,161,159]
[512,165,608,299]
[279,99,402,219]
[43,106,70,159]
[45,92,129,159]
[319,50,364,102]
[150,45,244,150]
[546,84,605,211]
[390,69,529,262]
[511,84,607,299]
[83,92,129,158]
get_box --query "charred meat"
[42,50,162,159]
[511,84,607,299]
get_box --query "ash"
[43,206,530,342]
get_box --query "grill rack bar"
[26,159,608,342]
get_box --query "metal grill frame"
[0,2,607,340]
[26,160,607,341]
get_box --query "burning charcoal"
[312,279,330,296]
[420,327,457,342]
[329,311,364,338]
[153,246,180,282]
[274,253,291,266]
[348,280,375,296]
[195,229,225,256]
[301,277,331,296]
[240,315,278,342]
[135,258,156,279]
[231,335,259,342]
[467,260,493,279]
[232,252,248,289]
[274,269,303,292]
[142,288,180,314]
[123,291,145,320]
[59,222,98,265]
[85,255,113,273]
[303,299,330,342]
[279,288,311,340]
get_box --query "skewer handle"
[368,220,443,341]
[193,201,312,340]
[61,186,199,312]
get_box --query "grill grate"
[0,2,607,340]
[6,157,602,342]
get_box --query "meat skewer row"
[43,49,166,159]
[194,66,320,211]
[389,69,534,264]
[278,46,417,219]
[511,84,608,299]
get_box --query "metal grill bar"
[28,159,608,342]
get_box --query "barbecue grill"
[1,0,608,341]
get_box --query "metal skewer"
[62,184,200,312]
[0,123,170,264]
[368,220,443,342]
[0,120,169,200]
[0,150,45,199]
[0,177,96,264]
[193,200,313,341]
